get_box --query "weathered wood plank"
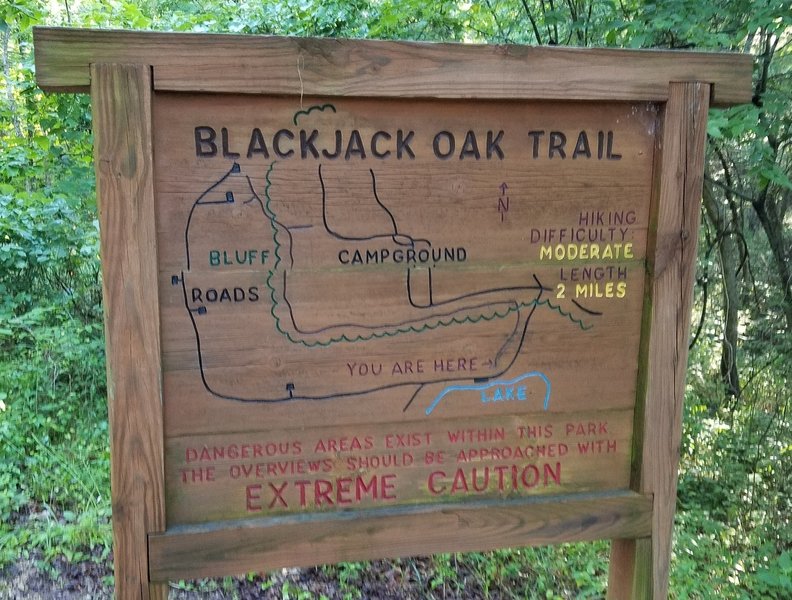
[150,94,651,531]
[149,491,652,581]
[607,82,710,599]
[165,408,635,525]
[91,63,166,600]
[35,27,751,106]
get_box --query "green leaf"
[759,164,792,191]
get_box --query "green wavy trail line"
[261,162,591,348]
[292,103,337,125]
[536,298,593,331]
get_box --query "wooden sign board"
[34,28,752,599]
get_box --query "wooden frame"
[34,27,750,600]
[608,81,711,600]
[91,63,166,599]
[35,27,750,105]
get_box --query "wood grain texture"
[91,63,166,600]
[62,33,723,593]
[152,95,650,527]
[165,409,635,525]
[149,491,652,581]
[35,27,751,106]
[607,82,711,599]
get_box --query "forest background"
[0,1,790,598]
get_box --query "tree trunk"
[703,180,741,397]
[752,194,792,333]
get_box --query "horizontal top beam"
[34,27,753,106]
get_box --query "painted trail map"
[153,95,654,524]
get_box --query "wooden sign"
[34,28,752,599]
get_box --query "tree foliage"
[1,1,790,597]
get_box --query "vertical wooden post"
[608,81,711,599]
[91,63,166,599]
